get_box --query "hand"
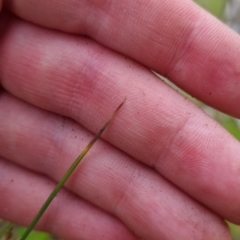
[1,1,240,239]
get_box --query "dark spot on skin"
[209,92,212,95]
[61,116,68,128]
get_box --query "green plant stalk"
[19,100,125,240]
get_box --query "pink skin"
[0,93,230,240]
[0,156,139,240]
[0,1,240,239]
[3,0,240,116]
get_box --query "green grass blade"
[19,100,125,240]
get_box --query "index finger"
[4,0,240,117]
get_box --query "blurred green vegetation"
[229,222,240,240]
[0,221,57,240]
[16,227,52,240]
[194,0,227,18]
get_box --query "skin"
[0,0,240,239]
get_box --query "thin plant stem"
[19,100,125,240]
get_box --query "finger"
[0,92,230,240]
[0,158,138,240]
[3,0,240,117]
[1,16,240,224]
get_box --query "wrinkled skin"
[1,1,240,239]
